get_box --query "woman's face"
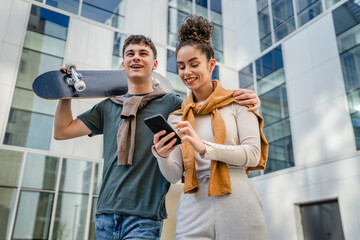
[176,45,215,95]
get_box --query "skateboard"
[32,63,174,100]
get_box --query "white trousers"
[175,169,268,240]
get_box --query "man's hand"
[233,89,261,112]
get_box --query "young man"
[54,35,260,240]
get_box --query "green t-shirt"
[78,93,183,220]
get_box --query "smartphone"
[144,114,182,146]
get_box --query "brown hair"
[176,15,215,61]
[122,35,157,59]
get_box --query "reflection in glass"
[239,63,254,89]
[46,0,79,14]
[196,0,208,18]
[13,191,54,239]
[258,7,271,38]
[89,197,98,240]
[81,0,125,29]
[264,136,294,173]
[325,0,341,8]
[256,46,294,173]
[4,109,54,150]
[212,23,224,52]
[210,0,222,25]
[337,24,360,54]
[22,153,59,190]
[257,68,285,95]
[93,163,103,195]
[297,1,323,27]
[112,32,126,70]
[0,187,17,240]
[0,149,23,187]
[340,44,360,92]
[212,65,220,81]
[60,158,92,194]
[333,2,360,149]
[260,84,289,125]
[52,193,89,240]
[274,17,295,41]
[168,0,193,14]
[28,6,69,40]
[272,0,294,28]
[168,7,188,47]
[16,49,63,90]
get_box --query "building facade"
[0,0,359,239]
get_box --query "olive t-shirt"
[78,92,183,220]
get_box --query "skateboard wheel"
[152,78,160,89]
[74,80,86,92]
[65,62,77,71]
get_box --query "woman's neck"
[193,80,214,102]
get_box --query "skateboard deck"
[32,70,174,100]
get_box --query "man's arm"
[54,99,91,140]
[233,89,261,112]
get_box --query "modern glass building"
[0,0,359,239]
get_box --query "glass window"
[46,0,79,14]
[212,23,224,52]
[59,158,92,194]
[272,0,294,28]
[5,6,69,151]
[12,191,54,239]
[168,0,193,14]
[300,200,345,240]
[259,84,289,125]
[168,7,189,47]
[28,6,69,40]
[81,0,126,29]
[325,0,341,8]
[258,7,271,39]
[167,49,187,94]
[88,197,98,240]
[93,163,103,195]
[112,32,127,70]
[212,65,220,80]
[264,136,294,173]
[333,2,360,36]
[337,24,360,54]
[333,1,360,149]
[21,153,59,190]
[4,109,54,150]
[256,46,294,174]
[272,0,295,41]
[52,192,89,240]
[210,0,222,25]
[0,149,24,187]
[239,63,254,89]
[297,0,323,27]
[195,0,208,18]
[0,187,17,240]
[257,0,268,11]
[258,6,272,51]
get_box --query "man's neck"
[127,79,153,94]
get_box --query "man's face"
[122,43,158,82]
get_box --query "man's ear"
[152,60,158,70]
[122,61,125,70]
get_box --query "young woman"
[152,15,268,240]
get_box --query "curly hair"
[176,15,215,61]
[122,35,157,59]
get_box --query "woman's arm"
[201,106,261,167]
[152,115,184,184]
